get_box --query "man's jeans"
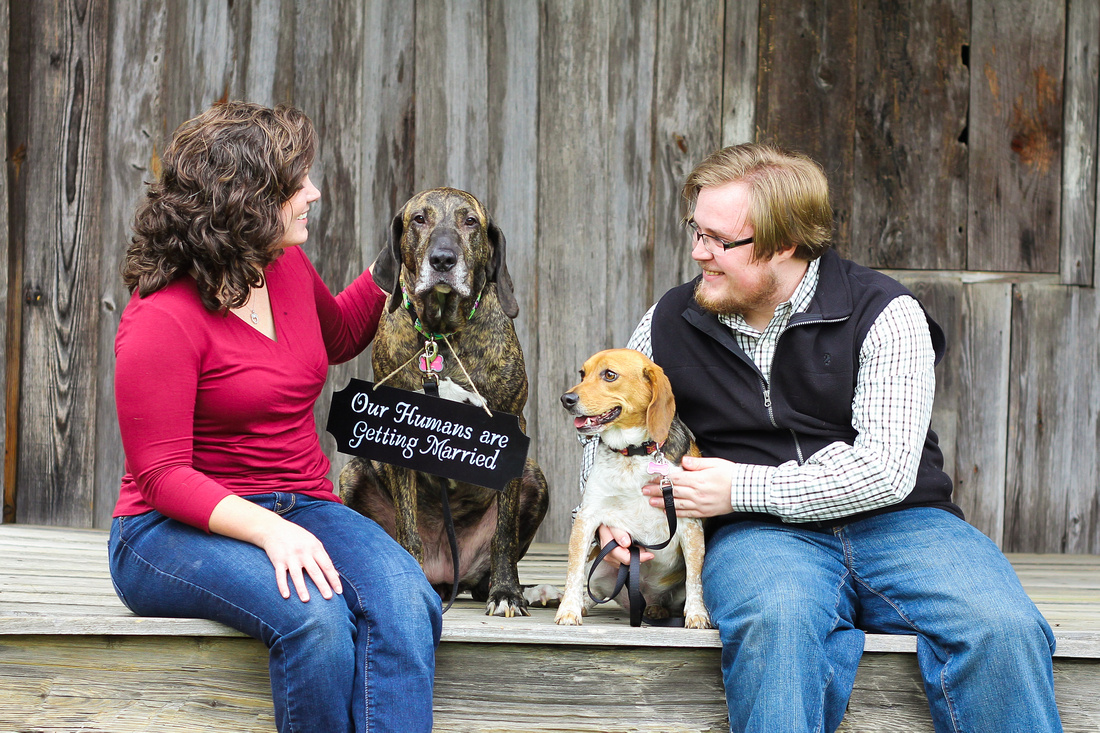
[703,507,1061,733]
[109,493,441,733]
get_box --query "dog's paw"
[436,378,488,408]
[554,604,585,626]
[685,613,713,630]
[682,598,708,629]
[485,588,530,618]
[522,583,562,608]
[643,604,671,621]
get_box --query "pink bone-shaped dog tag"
[419,354,444,373]
[648,460,670,476]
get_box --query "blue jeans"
[702,508,1061,733]
[109,493,442,733]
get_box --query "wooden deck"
[2,524,1099,732]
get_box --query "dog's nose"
[560,392,579,410]
[429,248,457,272]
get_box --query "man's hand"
[642,455,735,518]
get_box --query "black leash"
[585,462,684,627]
[418,344,462,614]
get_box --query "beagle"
[555,348,711,628]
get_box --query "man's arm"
[656,296,937,522]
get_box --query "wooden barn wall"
[2,0,1099,553]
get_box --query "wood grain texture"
[11,0,110,526]
[894,274,1013,546]
[3,528,1100,731]
[0,0,12,523]
[534,0,613,542]
[414,0,489,195]
[486,0,541,462]
[1006,283,1100,554]
[651,0,725,304]
[756,0,858,254]
[291,0,372,485]
[852,0,968,269]
[1060,0,1099,286]
[967,0,1064,272]
[722,0,760,147]
[93,1,167,528]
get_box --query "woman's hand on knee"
[208,495,343,602]
[260,521,344,602]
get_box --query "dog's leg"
[484,475,530,617]
[395,470,425,564]
[554,510,600,626]
[680,519,712,629]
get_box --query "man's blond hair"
[682,143,833,261]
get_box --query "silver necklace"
[249,306,259,324]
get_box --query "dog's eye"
[602,370,618,382]
[412,213,427,225]
[464,215,478,227]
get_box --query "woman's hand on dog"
[596,524,655,566]
[642,455,735,518]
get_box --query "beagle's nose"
[560,392,579,410]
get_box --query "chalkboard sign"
[326,379,530,492]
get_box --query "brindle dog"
[340,187,549,617]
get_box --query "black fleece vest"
[651,249,960,535]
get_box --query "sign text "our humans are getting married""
[326,379,529,492]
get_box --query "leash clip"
[418,341,443,377]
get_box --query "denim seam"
[847,565,961,733]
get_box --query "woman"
[108,101,441,733]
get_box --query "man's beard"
[693,268,780,318]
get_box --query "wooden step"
[2,525,1099,731]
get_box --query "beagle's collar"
[400,278,482,341]
[615,440,662,457]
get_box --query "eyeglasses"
[686,218,754,254]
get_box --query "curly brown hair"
[122,101,317,311]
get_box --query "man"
[586,143,1061,732]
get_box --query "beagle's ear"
[487,216,519,319]
[371,208,406,313]
[644,364,676,445]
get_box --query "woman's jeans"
[109,493,442,733]
[702,507,1061,733]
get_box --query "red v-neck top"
[112,246,386,531]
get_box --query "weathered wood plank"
[1060,0,1099,286]
[651,0,725,303]
[292,0,375,486]
[10,0,110,527]
[486,0,542,472]
[0,0,11,524]
[94,1,167,529]
[852,0,968,269]
[893,275,1012,546]
[756,0,857,255]
[414,0,489,195]
[535,0,613,543]
[1006,283,1100,554]
[967,0,1064,272]
[721,0,759,147]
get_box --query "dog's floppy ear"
[371,208,406,313]
[487,216,519,319]
[644,364,676,446]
